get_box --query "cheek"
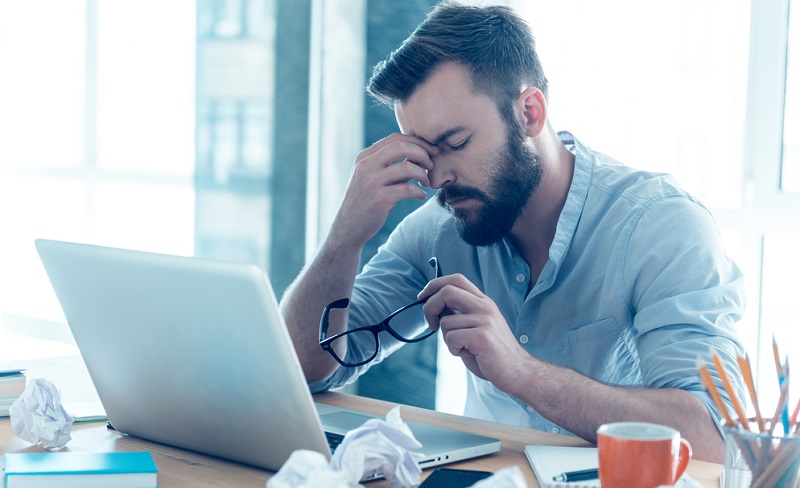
[458,142,499,181]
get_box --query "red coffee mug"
[598,422,692,488]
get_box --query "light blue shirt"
[310,132,746,436]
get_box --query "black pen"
[552,468,599,482]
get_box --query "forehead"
[394,63,501,141]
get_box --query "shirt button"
[515,273,526,283]
[550,427,560,434]
[519,334,529,344]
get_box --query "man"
[281,2,745,462]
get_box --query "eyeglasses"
[319,257,442,367]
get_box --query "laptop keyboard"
[325,431,345,453]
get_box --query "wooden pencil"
[738,355,766,432]
[773,335,782,378]
[711,352,750,430]
[790,395,800,431]
[769,381,790,435]
[696,357,736,427]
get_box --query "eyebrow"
[420,126,468,146]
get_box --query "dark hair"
[367,1,548,111]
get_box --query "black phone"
[419,467,494,487]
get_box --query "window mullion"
[85,0,98,240]
[745,0,799,212]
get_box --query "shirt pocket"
[563,317,640,384]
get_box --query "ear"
[515,87,547,138]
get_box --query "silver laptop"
[35,239,500,473]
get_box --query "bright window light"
[0,1,196,365]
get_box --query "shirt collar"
[547,131,594,267]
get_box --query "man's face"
[436,120,541,246]
[396,62,542,246]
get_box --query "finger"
[423,305,452,332]
[359,132,409,158]
[379,159,431,188]
[352,161,429,203]
[440,328,488,381]
[379,181,428,202]
[372,141,435,171]
[418,273,484,300]
[441,326,478,356]
[362,132,438,158]
[422,284,483,329]
[439,306,481,326]
[349,155,429,199]
[360,133,436,169]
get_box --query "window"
[0,1,195,361]
[782,0,800,193]
[746,0,800,410]
[0,0,313,368]
[514,0,749,210]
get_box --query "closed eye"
[449,137,470,151]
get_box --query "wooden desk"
[0,391,722,487]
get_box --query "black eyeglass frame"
[319,257,441,367]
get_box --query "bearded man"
[280,1,745,463]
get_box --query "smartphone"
[419,467,494,487]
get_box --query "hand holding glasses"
[319,257,442,367]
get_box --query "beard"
[436,121,543,247]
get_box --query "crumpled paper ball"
[267,450,355,488]
[330,406,425,486]
[9,378,74,449]
[267,406,424,488]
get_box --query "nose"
[427,154,454,190]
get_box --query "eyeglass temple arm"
[320,298,350,341]
[327,297,350,310]
[428,257,443,278]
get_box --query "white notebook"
[524,445,600,488]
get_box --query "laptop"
[34,239,500,473]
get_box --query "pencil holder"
[722,426,800,488]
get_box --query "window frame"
[740,0,800,399]
[747,0,800,214]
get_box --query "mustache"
[436,186,489,205]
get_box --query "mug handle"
[674,438,693,481]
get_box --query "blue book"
[4,451,157,488]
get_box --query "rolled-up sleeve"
[624,195,746,428]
